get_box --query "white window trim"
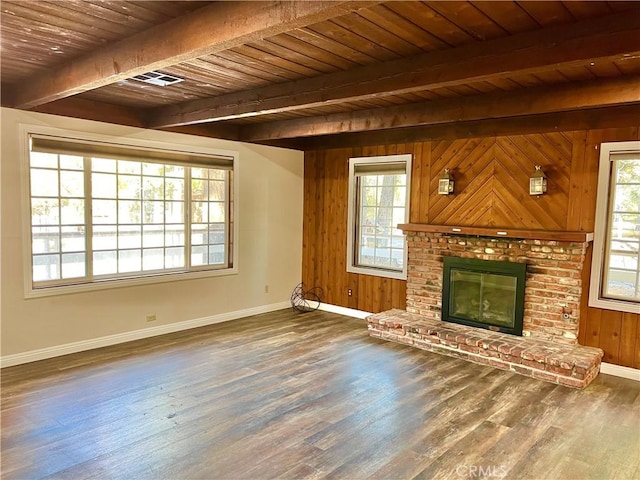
[346,153,411,281]
[589,140,640,314]
[20,124,240,299]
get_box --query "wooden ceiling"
[2,1,640,149]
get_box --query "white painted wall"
[0,108,303,362]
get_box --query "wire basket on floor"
[290,282,323,313]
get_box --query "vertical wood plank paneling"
[392,278,406,310]
[321,148,333,303]
[603,126,640,142]
[333,147,345,305]
[302,126,639,366]
[578,243,593,347]
[335,147,351,307]
[314,150,327,291]
[581,130,604,232]
[620,313,639,369]
[635,319,640,369]
[583,307,602,353]
[326,148,350,306]
[379,277,391,312]
[419,142,432,223]
[357,273,373,312]
[409,142,423,223]
[566,130,587,231]
[302,150,317,290]
[598,310,623,364]
[418,142,431,223]
[347,273,359,310]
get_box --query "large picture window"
[24,128,237,295]
[346,154,411,280]
[589,141,640,313]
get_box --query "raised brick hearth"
[367,226,604,388]
[367,309,603,388]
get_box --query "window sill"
[25,266,238,299]
[347,264,407,281]
[588,295,640,315]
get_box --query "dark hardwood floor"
[2,309,639,480]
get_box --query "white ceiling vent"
[131,71,184,86]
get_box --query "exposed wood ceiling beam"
[33,97,146,128]
[147,10,640,128]
[162,124,241,143]
[31,97,242,141]
[239,75,640,141]
[299,105,640,151]
[9,1,380,109]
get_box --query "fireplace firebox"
[442,257,526,336]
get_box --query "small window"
[346,154,411,280]
[24,127,237,296]
[589,141,640,313]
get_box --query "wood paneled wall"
[577,127,640,368]
[303,127,640,368]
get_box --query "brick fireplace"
[366,224,605,388]
[407,231,588,343]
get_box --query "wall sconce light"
[529,165,547,195]
[438,168,454,195]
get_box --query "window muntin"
[347,154,411,280]
[31,152,87,283]
[190,167,230,267]
[590,142,640,313]
[88,158,189,277]
[27,132,235,291]
[356,171,407,271]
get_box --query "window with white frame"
[589,141,640,314]
[25,129,237,295]
[346,154,411,280]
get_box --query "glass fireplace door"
[449,270,518,329]
[442,257,526,336]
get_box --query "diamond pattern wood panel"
[427,133,573,229]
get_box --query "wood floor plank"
[1,309,639,479]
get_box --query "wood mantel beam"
[147,10,640,128]
[239,75,640,141]
[397,224,594,243]
[9,1,380,109]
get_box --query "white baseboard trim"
[600,362,640,382]
[0,301,290,368]
[317,302,372,319]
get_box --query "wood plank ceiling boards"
[2,1,639,148]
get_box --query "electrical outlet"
[348,289,353,296]
[146,314,157,322]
